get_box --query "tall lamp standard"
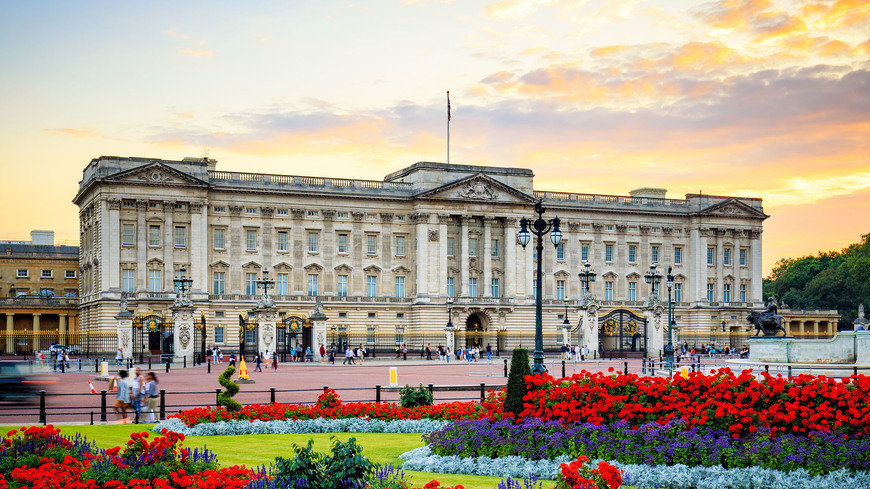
[446,298,454,329]
[578,261,596,296]
[562,299,571,328]
[256,267,275,309]
[517,201,563,375]
[665,267,676,372]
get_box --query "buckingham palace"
[73,156,768,361]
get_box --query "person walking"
[115,348,124,368]
[402,344,407,361]
[229,352,236,367]
[114,370,132,424]
[271,355,279,372]
[445,346,451,363]
[328,347,335,365]
[343,347,353,365]
[143,372,159,423]
[319,344,326,363]
[254,353,262,372]
[426,344,432,360]
[486,343,492,360]
[130,368,145,424]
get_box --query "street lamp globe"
[517,218,531,247]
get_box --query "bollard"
[61,360,65,374]
[854,367,859,377]
[148,357,152,370]
[428,383,434,399]
[90,411,94,425]
[504,359,509,377]
[183,356,187,369]
[623,361,628,375]
[100,391,107,422]
[561,360,566,378]
[788,366,793,377]
[165,359,170,373]
[95,361,99,374]
[215,389,221,406]
[159,389,166,420]
[39,390,46,425]
[207,360,211,374]
[270,387,276,404]
[764,364,769,373]
[480,383,486,402]
[376,385,381,403]
[323,385,329,393]
[78,358,82,372]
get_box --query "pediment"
[242,261,262,270]
[554,269,570,279]
[414,173,536,204]
[674,273,687,281]
[104,162,208,187]
[447,266,460,275]
[210,260,231,269]
[392,265,411,275]
[304,263,323,272]
[700,199,768,219]
[334,264,353,273]
[273,261,292,271]
[363,265,382,273]
[601,271,618,279]
[147,258,163,266]
[625,272,641,280]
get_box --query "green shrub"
[398,383,433,408]
[504,348,531,417]
[274,437,375,489]
[217,365,242,412]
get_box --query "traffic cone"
[88,381,98,394]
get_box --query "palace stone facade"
[74,156,769,359]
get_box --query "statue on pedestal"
[747,296,787,336]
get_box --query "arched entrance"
[465,313,486,348]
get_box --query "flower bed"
[424,418,870,474]
[172,400,487,428]
[400,446,870,489]
[522,369,870,437]
[154,416,449,436]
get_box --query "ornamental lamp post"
[517,200,563,375]
[562,298,571,328]
[666,267,676,373]
[578,261,596,296]
[256,267,275,306]
[446,297,454,329]
[173,265,194,307]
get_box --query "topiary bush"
[217,365,242,412]
[504,348,531,418]
[399,383,434,408]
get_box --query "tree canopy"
[764,233,870,329]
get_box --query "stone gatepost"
[171,305,195,364]
[644,296,665,359]
[578,296,600,359]
[116,294,133,361]
[309,297,328,360]
[254,307,279,360]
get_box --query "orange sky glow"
[0,0,868,276]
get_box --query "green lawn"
[59,424,533,489]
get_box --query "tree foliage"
[504,348,532,418]
[764,233,870,328]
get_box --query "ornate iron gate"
[132,314,174,362]
[598,309,646,357]
[194,313,207,364]
[239,314,258,361]
[278,315,309,361]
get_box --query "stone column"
[164,201,175,292]
[5,313,13,354]
[254,307,279,361]
[438,214,449,297]
[460,216,471,297]
[749,230,763,303]
[414,213,429,298]
[230,205,244,293]
[426,213,439,297]
[136,200,148,290]
[799,320,805,337]
[309,300,328,360]
[689,225,705,303]
[813,321,819,339]
[445,325,456,354]
[714,229,724,303]
[483,217,494,297]
[644,304,665,359]
[262,207,275,271]
[504,218,517,299]
[351,211,365,296]
[171,305,195,363]
[32,313,41,352]
[732,230,741,292]
[59,314,68,345]
[107,198,121,289]
[190,202,207,294]
[116,311,134,361]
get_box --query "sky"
[0,0,868,276]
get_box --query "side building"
[74,156,770,360]
[0,231,80,355]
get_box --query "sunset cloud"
[42,127,103,139]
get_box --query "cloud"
[42,127,103,139]
[178,49,213,57]
[484,0,552,20]
[591,45,630,57]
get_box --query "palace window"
[491,278,500,297]
[605,244,613,262]
[277,231,289,252]
[246,230,257,251]
[122,270,135,292]
[338,233,349,254]
[628,282,636,301]
[707,283,715,302]
[122,224,135,246]
[276,273,288,295]
[651,245,660,264]
[148,270,161,292]
[723,283,732,302]
[213,272,226,294]
[395,277,405,298]
[446,277,454,297]
[447,237,455,257]
[246,273,257,295]
[308,232,319,253]
[674,246,682,265]
[556,280,565,300]
[468,238,478,258]
[366,276,377,297]
[468,277,478,297]
[214,229,226,250]
[491,239,499,258]
[604,281,613,301]
[337,275,348,297]
[724,248,732,266]
[557,243,565,261]
[740,284,747,302]
[174,226,186,248]
[740,248,747,266]
[628,245,636,263]
[148,226,161,247]
[41,269,53,278]
[366,235,377,255]
[707,247,715,265]
[674,283,682,302]
[214,327,224,344]
[581,244,589,262]
[395,236,405,256]
[65,270,76,279]
[277,209,288,216]
[308,274,319,296]
[246,207,257,215]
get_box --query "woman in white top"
[143,372,160,423]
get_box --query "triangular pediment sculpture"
[105,162,208,187]
[415,173,536,204]
[699,199,768,219]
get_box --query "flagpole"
[447,90,450,165]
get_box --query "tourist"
[143,372,159,423]
[343,347,354,365]
[228,352,236,367]
[395,345,401,358]
[254,353,262,372]
[402,344,407,360]
[445,346,450,363]
[486,343,492,360]
[560,344,567,360]
[263,349,271,367]
[575,345,582,362]
[271,355,278,372]
[426,344,432,360]
[305,346,313,362]
[115,348,124,368]
[328,347,335,365]
[319,344,326,362]
[130,368,144,424]
[114,370,132,424]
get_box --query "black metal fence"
[0,383,496,426]
[0,332,119,359]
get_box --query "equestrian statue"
[746,296,788,337]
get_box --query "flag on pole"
[447,90,451,122]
